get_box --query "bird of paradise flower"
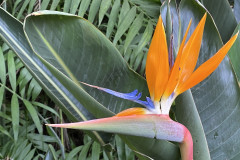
[47,13,238,160]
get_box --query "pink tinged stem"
[180,127,193,160]
[47,115,193,159]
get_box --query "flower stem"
[179,126,193,160]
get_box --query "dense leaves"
[1,0,240,159]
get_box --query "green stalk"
[59,109,64,147]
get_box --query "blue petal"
[135,97,154,110]
[81,82,154,109]
[146,97,154,108]
[126,89,139,96]
[136,92,142,99]
[101,88,140,100]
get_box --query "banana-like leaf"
[178,0,240,159]
[234,0,240,23]
[161,0,240,159]
[0,8,100,122]
[228,23,240,84]
[23,11,149,114]
[0,8,113,145]
[201,0,237,43]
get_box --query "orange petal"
[177,13,207,88]
[177,32,238,95]
[146,16,169,101]
[115,108,149,117]
[162,19,192,99]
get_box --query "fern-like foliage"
[2,0,161,75]
[0,43,66,159]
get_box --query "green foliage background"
[0,0,240,160]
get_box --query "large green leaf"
[176,90,210,160]
[234,0,240,23]
[161,0,240,159]
[201,0,237,43]
[0,8,98,122]
[0,8,112,145]
[23,11,148,117]
[228,23,240,84]
[178,0,240,159]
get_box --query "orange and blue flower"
[48,13,238,160]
